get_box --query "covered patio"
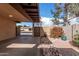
[0,3,79,56]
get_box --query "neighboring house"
[20,26,32,32]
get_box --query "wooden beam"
[22,5,38,9]
[10,3,32,22]
[21,3,37,6]
[29,14,39,16]
[33,19,40,22]
[31,16,39,17]
[24,9,38,12]
[26,11,38,13]
[27,13,38,15]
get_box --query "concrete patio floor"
[0,35,40,56]
[0,35,79,56]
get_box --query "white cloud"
[40,17,79,26]
[40,17,53,27]
[59,19,64,22]
[69,17,79,25]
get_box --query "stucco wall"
[41,26,73,40]
[0,16,16,41]
[40,27,52,37]
[73,24,79,34]
[62,25,72,40]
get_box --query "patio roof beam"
[20,3,39,22]
[24,9,38,12]
[10,3,32,22]
[21,5,38,9]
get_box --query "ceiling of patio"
[10,3,40,22]
[0,3,30,22]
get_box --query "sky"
[39,3,55,18]
[39,3,65,18]
[16,3,79,27]
[39,3,65,27]
[17,3,64,27]
[16,22,33,27]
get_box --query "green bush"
[72,30,79,46]
[61,35,67,41]
[73,39,79,46]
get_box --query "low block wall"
[40,25,77,40]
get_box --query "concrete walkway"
[48,37,79,56]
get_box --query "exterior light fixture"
[9,15,13,17]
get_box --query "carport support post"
[33,22,40,37]
[16,25,21,36]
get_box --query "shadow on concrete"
[0,27,52,56]
[56,48,79,56]
[0,27,79,56]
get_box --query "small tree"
[50,4,64,38]
[51,4,62,25]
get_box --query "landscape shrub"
[73,30,79,46]
[50,26,64,38]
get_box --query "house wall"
[73,24,79,34]
[62,25,72,40]
[0,16,16,41]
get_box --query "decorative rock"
[40,37,61,56]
